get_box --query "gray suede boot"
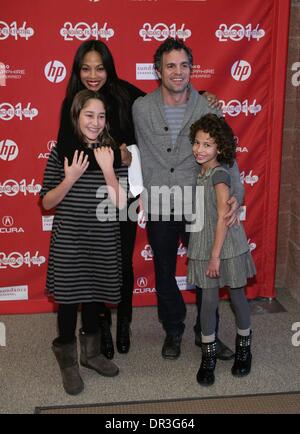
[79,329,119,377]
[52,338,84,395]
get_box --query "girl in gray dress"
[41,89,126,395]
[187,114,256,387]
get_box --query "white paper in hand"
[127,145,144,197]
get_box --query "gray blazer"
[132,85,244,217]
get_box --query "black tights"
[57,302,100,344]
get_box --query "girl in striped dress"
[40,89,126,395]
[187,114,256,387]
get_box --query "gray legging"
[201,287,251,337]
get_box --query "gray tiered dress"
[40,147,122,304]
[187,166,256,289]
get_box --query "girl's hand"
[203,91,223,110]
[94,146,114,172]
[206,257,220,279]
[64,150,89,184]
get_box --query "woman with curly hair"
[187,114,256,387]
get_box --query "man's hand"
[203,91,223,110]
[120,143,132,166]
[224,196,240,227]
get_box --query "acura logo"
[137,277,148,288]
[2,216,13,227]
[47,140,57,152]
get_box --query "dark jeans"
[147,218,220,337]
[147,219,188,336]
[99,205,137,323]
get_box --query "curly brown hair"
[189,114,236,166]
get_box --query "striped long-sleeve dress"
[40,147,122,304]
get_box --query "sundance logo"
[45,61,66,84]
[215,23,265,42]
[0,139,18,161]
[221,99,262,117]
[0,21,34,41]
[0,179,41,197]
[0,102,38,121]
[240,170,259,186]
[136,63,157,81]
[0,251,45,269]
[60,22,114,41]
[0,285,28,301]
[0,63,26,86]
[139,23,191,42]
[176,276,195,291]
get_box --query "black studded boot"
[99,311,114,360]
[196,340,217,386]
[231,332,252,377]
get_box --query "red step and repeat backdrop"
[0,0,290,314]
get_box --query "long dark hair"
[66,40,130,132]
[70,89,116,148]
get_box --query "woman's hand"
[224,196,240,227]
[203,91,223,110]
[94,146,114,173]
[206,257,220,278]
[120,143,132,166]
[137,196,146,229]
[64,150,89,184]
